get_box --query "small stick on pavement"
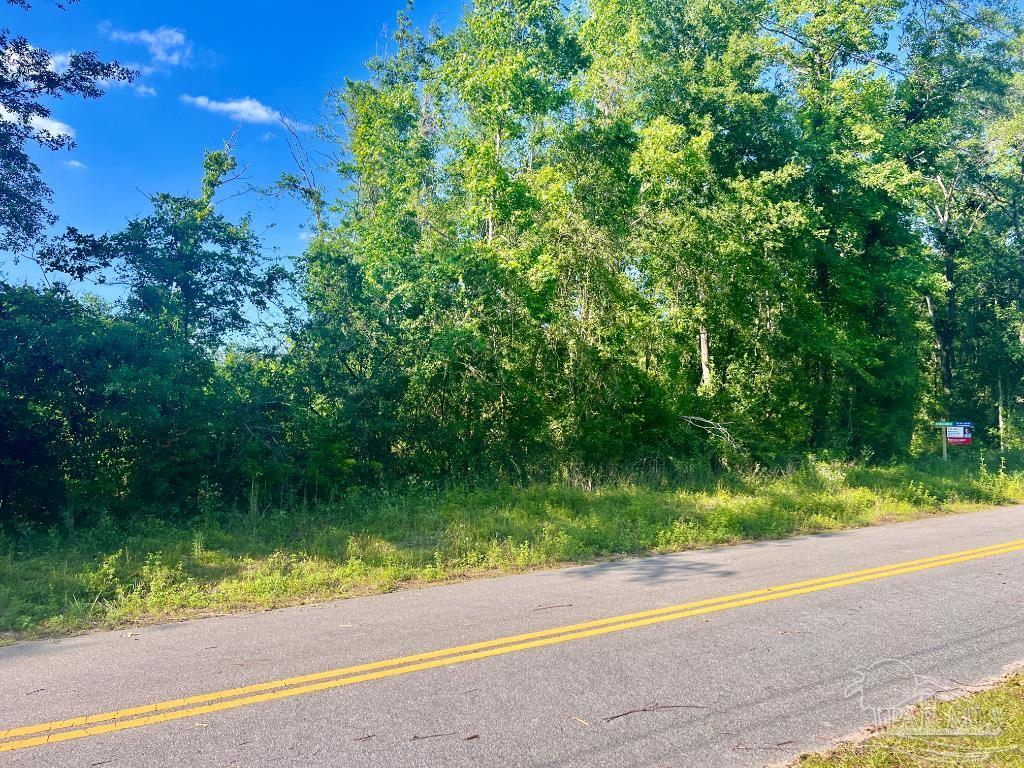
[534,603,573,611]
[731,742,790,751]
[604,704,710,722]
[353,735,375,742]
[411,731,457,741]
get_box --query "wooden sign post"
[935,422,951,460]
[934,421,973,460]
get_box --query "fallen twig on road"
[411,731,457,741]
[604,703,710,722]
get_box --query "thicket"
[4,0,1024,528]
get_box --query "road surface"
[2,506,1023,767]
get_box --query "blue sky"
[2,0,458,286]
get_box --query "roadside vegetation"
[5,0,1024,538]
[799,669,1024,767]
[6,2,1024,646]
[3,456,1022,641]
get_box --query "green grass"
[2,456,1024,642]
[799,671,1024,767]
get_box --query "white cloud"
[0,107,75,139]
[101,24,192,67]
[258,131,277,142]
[180,94,311,131]
[98,74,158,97]
[3,44,38,75]
[49,51,73,73]
[32,115,75,138]
[95,22,189,96]
[125,62,158,77]
[65,160,88,171]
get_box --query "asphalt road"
[2,507,1023,767]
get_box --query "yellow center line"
[2,537,1023,753]
[3,538,1018,741]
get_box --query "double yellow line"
[3,537,1023,753]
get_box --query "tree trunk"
[999,374,1006,452]
[923,293,952,392]
[941,247,956,392]
[812,260,831,445]
[938,329,954,393]
[930,188,957,394]
[699,325,712,388]
[487,128,500,244]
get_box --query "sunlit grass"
[2,456,1023,642]
[800,671,1024,767]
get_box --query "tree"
[0,0,132,253]
[6,151,289,520]
[894,0,1018,407]
[42,148,287,348]
[8,0,1024,527]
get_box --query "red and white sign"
[946,425,973,445]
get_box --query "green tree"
[894,0,1019,418]
[0,0,131,253]
[43,148,286,347]
[5,151,287,521]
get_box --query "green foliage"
[1,149,290,524]
[291,0,1024,483]
[4,0,1024,527]
[0,1,132,252]
[42,147,286,348]
[3,458,1022,640]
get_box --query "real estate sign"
[933,421,974,458]
[945,422,974,446]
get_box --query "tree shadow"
[5,459,1017,640]
[565,551,737,584]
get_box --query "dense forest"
[3,0,1024,528]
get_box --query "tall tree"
[0,0,131,253]
[894,0,1018,403]
[42,148,286,348]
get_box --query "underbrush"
[2,455,1023,641]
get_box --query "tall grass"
[2,455,1023,641]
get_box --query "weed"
[2,456,1022,641]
